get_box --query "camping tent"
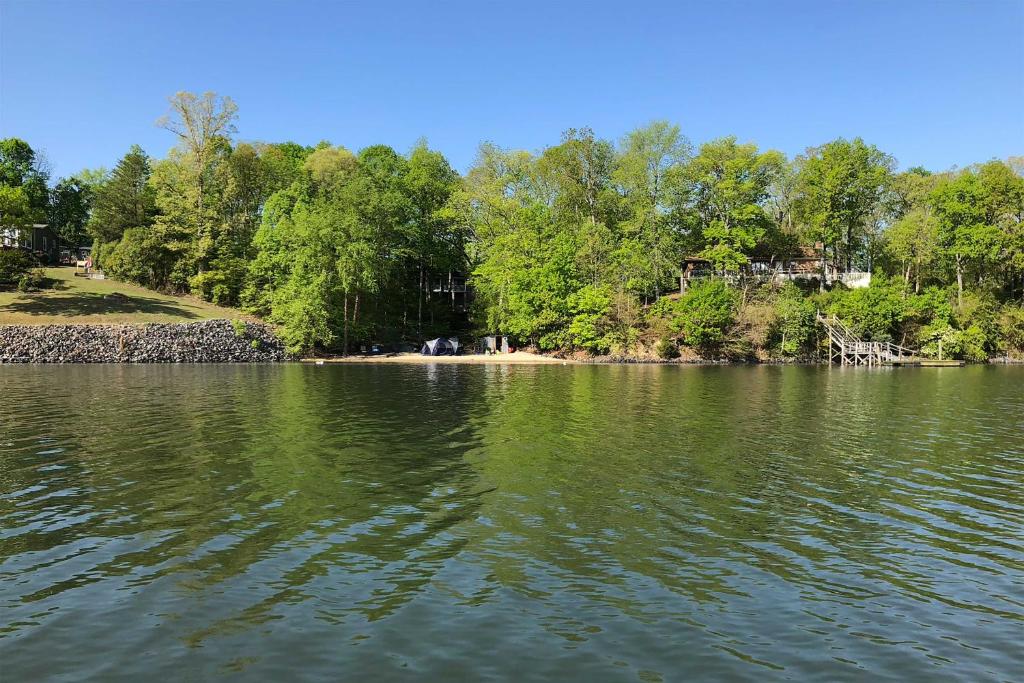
[421,338,458,356]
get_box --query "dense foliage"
[2,92,1023,359]
[0,248,37,288]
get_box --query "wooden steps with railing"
[815,312,920,366]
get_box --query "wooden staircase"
[816,312,918,366]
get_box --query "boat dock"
[817,313,964,367]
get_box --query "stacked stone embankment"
[0,320,289,363]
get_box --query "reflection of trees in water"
[3,364,1021,659]
[460,365,1024,640]
[1,364,499,642]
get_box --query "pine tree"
[87,145,157,243]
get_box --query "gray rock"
[0,320,291,364]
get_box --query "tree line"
[1,91,1022,358]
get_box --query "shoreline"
[302,352,1019,366]
[1,321,1019,365]
[302,351,575,365]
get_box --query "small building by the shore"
[481,335,518,354]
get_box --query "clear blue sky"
[1,0,1022,180]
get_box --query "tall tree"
[405,141,463,333]
[885,208,939,293]
[931,172,1001,305]
[156,91,239,273]
[613,121,690,297]
[794,138,894,287]
[87,145,157,243]
[0,138,50,215]
[977,160,1024,298]
[48,177,93,247]
[539,127,617,227]
[0,138,50,241]
[686,137,784,273]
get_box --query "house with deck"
[680,245,871,291]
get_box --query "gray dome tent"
[421,337,459,356]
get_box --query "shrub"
[918,322,988,361]
[997,306,1024,354]
[104,228,177,290]
[676,279,737,350]
[649,280,738,352]
[103,231,152,286]
[566,285,613,354]
[190,256,248,306]
[93,239,118,271]
[769,283,817,356]
[0,249,36,287]
[825,276,906,342]
[17,269,44,292]
[654,337,680,359]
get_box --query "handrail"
[816,311,920,364]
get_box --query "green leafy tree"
[405,141,463,334]
[794,138,894,287]
[977,160,1024,299]
[686,137,784,273]
[48,177,93,247]
[0,138,49,243]
[885,208,940,293]
[930,173,1001,305]
[613,121,690,297]
[566,284,613,353]
[155,91,239,278]
[258,141,313,192]
[538,127,617,227]
[243,141,465,354]
[0,138,49,216]
[0,185,33,237]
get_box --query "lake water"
[1,364,1022,681]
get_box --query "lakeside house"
[1,223,60,264]
[680,245,871,290]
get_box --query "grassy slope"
[0,268,246,325]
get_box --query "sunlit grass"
[0,267,246,325]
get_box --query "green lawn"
[0,268,247,325]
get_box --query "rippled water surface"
[1,364,1022,681]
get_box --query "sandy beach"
[301,351,575,364]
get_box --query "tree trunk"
[353,293,360,349]
[845,224,853,273]
[956,256,964,307]
[343,292,350,356]
[820,245,827,293]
